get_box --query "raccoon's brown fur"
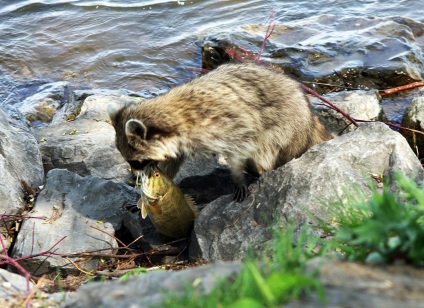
[107,63,332,201]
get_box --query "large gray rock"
[401,96,424,159]
[61,261,241,308]
[311,90,385,134]
[202,16,424,92]
[0,107,44,252]
[11,169,138,276]
[59,258,424,308]
[190,123,423,261]
[33,95,140,181]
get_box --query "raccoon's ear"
[107,102,126,124]
[126,119,147,141]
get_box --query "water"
[0,0,422,116]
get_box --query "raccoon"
[107,63,332,202]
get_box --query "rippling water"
[0,0,422,105]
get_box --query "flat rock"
[33,95,140,181]
[11,169,138,276]
[0,107,44,252]
[190,123,423,261]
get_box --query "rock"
[202,16,424,92]
[310,89,386,134]
[59,258,424,307]
[401,96,424,159]
[190,123,423,261]
[11,169,139,276]
[288,260,424,307]
[33,95,140,181]
[0,107,44,252]
[61,261,241,308]
[0,268,33,301]
[14,81,70,127]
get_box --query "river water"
[0,0,423,112]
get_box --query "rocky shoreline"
[1,16,424,307]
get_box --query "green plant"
[163,226,325,307]
[322,172,424,266]
[119,267,148,281]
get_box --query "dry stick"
[5,236,67,264]
[22,276,46,308]
[355,119,424,136]
[301,84,359,127]
[256,9,275,63]
[90,225,127,247]
[379,81,424,96]
[64,256,93,275]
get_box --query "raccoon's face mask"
[107,102,176,164]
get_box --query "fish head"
[139,161,172,201]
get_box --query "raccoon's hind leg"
[227,157,250,202]
[159,155,185,179]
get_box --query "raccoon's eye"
[154,171,160,178]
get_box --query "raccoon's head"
[107,102,177,171]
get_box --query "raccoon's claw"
[125,203,141,213]
[233,185,249,203]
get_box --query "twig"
[379,81,424,96]
[0,254,31,308]
[256,9,275,63]
[301,84,359,127]
[90,225,126,247]
[22,275,45,308]
[65,256,94,275]
[3,236,67,265]
[355,119,424,136]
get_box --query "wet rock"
[0,107,44,252]
[311,89,385,134]
[202,16,424,92]
[14,81,70,126]
[190,123,423,261]
[11,169,138,276]
[401,96,424,158]
[61,261,241,308]
[33,95,138,181]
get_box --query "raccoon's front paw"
[233,185,249,203]
[125,203,140,213]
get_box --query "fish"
[137,162,198,241]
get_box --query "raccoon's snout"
[128,160,154,170]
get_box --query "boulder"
[190,123,423,261]
[33,95,139,181]
[11,169,138,276]
[0,107,44,252]
[401,96,424,159]
[59,258,424,307]
[202,16,424,92]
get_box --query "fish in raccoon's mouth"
[127,159,157,171]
